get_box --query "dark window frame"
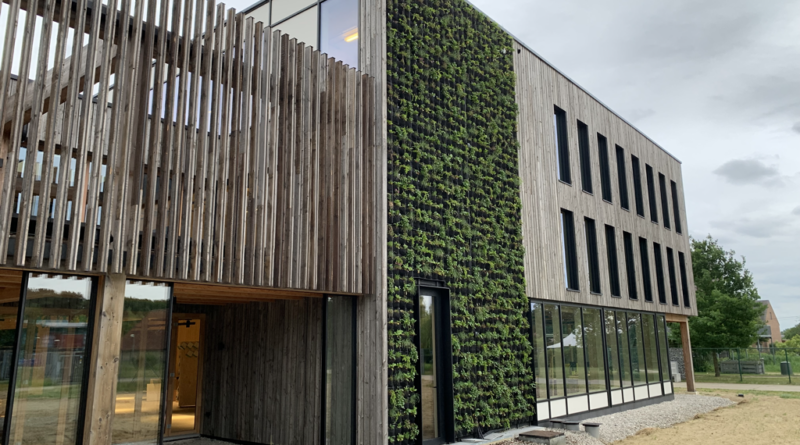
[659,173,671,230]
[653,243,667,304]
[577,121,593,194]
[584,217,601,294]
[554,107,571,184]
[646,164,658,223]
[615,146,630,210]
[605,225,621,297]
[631,155,644,217]
[666,247,679,306]
[671,180,683,234]
[561,209,580,291]
[623,231,637,300]
[597,133,612,202]
[639,237,653,302]
[678,252,691,308]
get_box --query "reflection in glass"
[530,302,547,399]
[616,311,632,387]
[604,311,621,389]
[9,274,93,445]
[325,297,355,445]
[657,315,670,381]
[419,295,437,440]
[582,308,606,392]
[111,282,171,444]
[168,318,201,436]
[560,306,586,395]
[641,313,660,384]
[320,0,359,68]
[0,272,23,439]
[627,313,646,386]
[273,6,318,48]
[543,304,564,398]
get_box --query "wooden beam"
[679,320,696,392]
[84,273,126,445]
[665,313,687,323]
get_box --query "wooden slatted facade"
[513,41,697,317]
[0,0,378,296]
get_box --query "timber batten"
[0,0,378,294]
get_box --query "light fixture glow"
[344,32,359,43]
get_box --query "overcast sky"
[469,0,800,333]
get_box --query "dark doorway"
[164,314,205,439]
[416,286,454,445]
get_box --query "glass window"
[273,5,319,48]
[560,306,586,395]
[616,311,632,387]
[604,311,621,389]
[320,0,359,68]
[641,313,660,384]
[9,274,94,445]
[0,272,23,436]
[560,209,579,291]
[530,302,547,400]
[657,315,670,381]
[554,107,571,184]
[543,304,564,398]
[271,0,317,24]
[627,313,646,386]
[582,308,606,392]
[112,281,171,444]
[325,296,355,445]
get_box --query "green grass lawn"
[694,372,799,386]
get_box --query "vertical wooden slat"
[234,16,254,284]
[272,33,290,287]
[222,11,242,283]
[307,50,320,290]
[316,53,329,291]
[81,0,120,271]
[251,22,269,286]
[15,0,57,267]
[263,30,282,287]
[0,0,21,264]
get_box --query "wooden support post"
[84,273,127,445]
[679,319,696,392]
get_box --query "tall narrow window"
[666,247,679,306]
[598,133,612,202]
[678,252,691,307]
[671,181,683,234]
[615,146,629,210]
[623,232,637,299]
[659,173,671,229]
[653,243,667,304]
[561,306,587,395]
[561,209,580,290]
[544,304,565,397]
[631,155,644,217]
[577,121,592,193]
[639,237,653,302]
[325,296,357,444]
[584,217,601,294]
[554,107,571,184]
[646,164,658,223]
[605,225,621,297]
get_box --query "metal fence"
[691,347,798,385]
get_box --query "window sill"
[611,294,622,298]
[621,207,630,212]
[637,214,645,219]
[651,220,659,225]
[566,288,581,293]
[603,199,613,205]
[582,189,594,196]
[590,292,602,296]
[558,180,573,187]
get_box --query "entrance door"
[164,315,204,438]
[417,287,454,445]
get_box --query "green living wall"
[386,0,534,442]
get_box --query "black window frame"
[597,133,612,202]
[678,252,691,307]
[639,237,653,302]
[645,164,658,223]
[622,231,637,300]
[615,145,630,210]
[584,217,601,294]
[577,121,592,194]
[561,209,580,291]
[554,107,571,184]
[631,155,644,217]
[605,225,621,297]
[659,173,671,230]
[653,242,667,304]
[671,180,683,234]
[666,247,679,306]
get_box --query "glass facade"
[325,296,356,445]
[111,281,171,444]
[245,0,359,68]
[529,301,673,415]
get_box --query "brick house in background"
[756,300,782,347]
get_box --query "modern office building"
[0,0,697,444]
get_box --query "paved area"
[674,381,800,392]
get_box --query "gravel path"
[506,394,735,445]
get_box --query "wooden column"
[84,273,127,445]
[679,319,696,392]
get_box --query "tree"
[783,322,800,342]
[689,236,765,376]
[776,336,800,349]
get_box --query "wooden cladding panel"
[0,0,377,295]
[514,41,696,317]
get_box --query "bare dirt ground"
[612,389,800,445]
